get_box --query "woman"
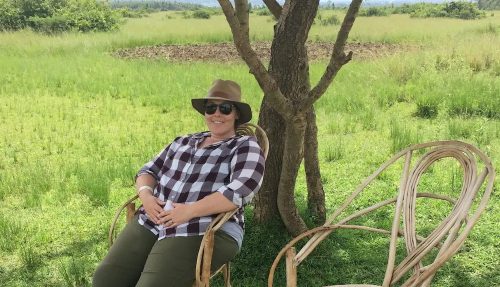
[93,79,265,286]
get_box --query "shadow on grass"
[46,229,106,260]
[221,215,495,287]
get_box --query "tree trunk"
[253,95,285,222]
[304,107,326,223]
[270,1,319,235]
[277,116,308,236]
[218,0,364,235]
[256,0,319,235]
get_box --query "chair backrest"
[268,141,494,287]
[236,122,269,159]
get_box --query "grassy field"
[0,10,499,286]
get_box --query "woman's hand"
[159,193,237,228]
[139,192,165,224]
[159,203,195,228]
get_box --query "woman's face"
[204,100,238,139]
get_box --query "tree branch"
[306,0,363,107]
[263,0,283,19]
[235,0,249,40]
[218,0,292,118]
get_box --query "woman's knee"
[211,231,239,271]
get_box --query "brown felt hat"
[191,79,252,124]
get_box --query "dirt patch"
[114,42,408,62]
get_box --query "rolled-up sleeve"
[217,137,265,207]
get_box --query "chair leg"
[201,231,215,286]
[223,263,231,287]
[286,247,297,287]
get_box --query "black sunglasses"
[204,102,234,115]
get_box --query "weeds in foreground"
[389,120,418,153]
[20,245,41,271]
[325,138,345,162]
[59,258,91,287]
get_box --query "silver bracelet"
[137,185,154,195]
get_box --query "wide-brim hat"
[191,79,252,124]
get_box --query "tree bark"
[234,0,249,39]
[253,95,285,222]
[218,0,290,116]
[277,116,308,236]
[304,107,326,223]
[263,0,319,235]
[262,0,282,19]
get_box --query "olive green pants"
[93,216,239,287]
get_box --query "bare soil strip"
[114,42,409,62]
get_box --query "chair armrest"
[268,225,345,287]
[108,194,139,247]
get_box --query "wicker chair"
[268,140,495,287]
[108,123,269,287]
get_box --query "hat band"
[208,91,239,101]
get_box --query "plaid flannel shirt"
[136,131,265,240]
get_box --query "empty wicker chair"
[268,140,494,287]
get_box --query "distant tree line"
[358,2,486,20]
[477,0,500,10]
[109,1,204,11]
[109,1,216,20]
[0,0,119,33]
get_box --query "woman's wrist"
[137,185,154,197]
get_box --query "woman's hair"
[234,105,241,129]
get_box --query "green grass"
[0,10,499,287]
